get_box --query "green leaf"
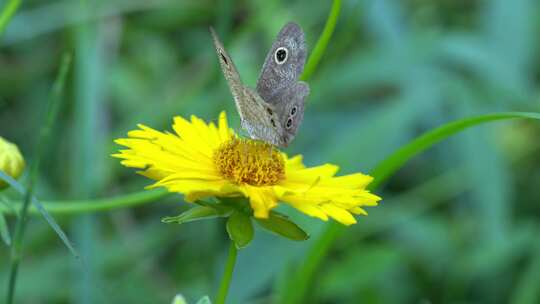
[196,199,239,214]
[0,170,78,258]
[195,296,212,304]
[0,210,11,246]
[282,111,540,304]
[255,211,309,241]
[162,205,231,224]
[226,211,254,249]
[369,112,540,189]
[218,197,253,214]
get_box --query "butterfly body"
[210,23,309,147]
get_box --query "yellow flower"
[113,112,380,225]
[0,136,25,189]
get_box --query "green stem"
[216,241,238,304]
[282,111,540,304]
[0,0,21,36]
[0,188,170,216]
[6,175,36,304]
[6,53,71,304]
[300,0,341,82]
[284,223,342,304]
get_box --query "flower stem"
[216,241,238,304]
[6,53,72,304]
[0,189,171,216]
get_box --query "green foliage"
[162,205,232,224]
[255,211,309,241]
[171,294,212,304]
[300,0,341,82]
[171,294,188,304]
[2,52,76,304]
[0,209,10,245]
[369,112,540,190]
[226,211,254,249]
[195,296,212,304]
[0,63,77,257]
[0,0,21,36]
[1,0,540,303]
[282,111,540,304]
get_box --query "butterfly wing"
[240,87,286,147]
[210,28,285,147]
[210,27,250,123]
[271,81,309,146]
[256,22,307,103]
[255,22,309,146]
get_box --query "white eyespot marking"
[275,47,288,65]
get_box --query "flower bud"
[0,137,25,189]
[171,294,188,304]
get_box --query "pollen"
[214,138,285,186]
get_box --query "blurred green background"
[1,0,540,303]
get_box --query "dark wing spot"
[276,49,286,61]
[275,47,288,64]
[270,118,276,128]
[286,118,293,129]
[266,108,273,115]
[290,106,297,116]
[220,52,228,65]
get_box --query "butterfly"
[210,22,309,148]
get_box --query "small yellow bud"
[171,294,188,304]
[0,137,25,189]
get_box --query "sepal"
[255,211,309,241]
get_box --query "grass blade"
[369,112,540,189]
[300,0,341,81]
[0,205,10,245]
[5,52,73,304]
[0,170,78,255]
[0,0,21,36]
[282,111,540,304]
[0,195,17,217]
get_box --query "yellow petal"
[285,201,329,221]
[285,154,305,170]
[320,204,357,226]
[240,185,278,218]
[218,111,232,142]
[113,111,380,226]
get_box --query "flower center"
[214,138,285,186]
